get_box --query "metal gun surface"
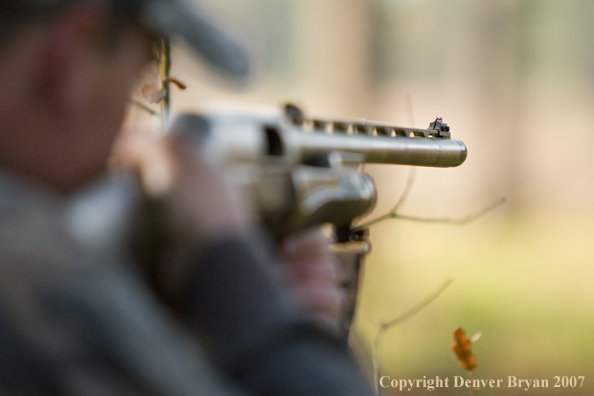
[170,108,467,237]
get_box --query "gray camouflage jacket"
[0,171,372,396]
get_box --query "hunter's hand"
[114,132,254,294]
[279,229,344,330]
[114,132,345,328]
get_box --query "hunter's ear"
[41,5,104,119]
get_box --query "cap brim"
[140,0,251,79]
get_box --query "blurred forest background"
[132,0,594,394]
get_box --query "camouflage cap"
[2,0,251,78]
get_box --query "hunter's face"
[0,11,157,192]
[46,22,157,191]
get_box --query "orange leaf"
[163,76,187,90]
[451,327,478,372]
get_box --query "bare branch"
[130,99,158,116]
[371,279,454,395]
[354,91,505,233]
[468,371,480,396]
[390,167,416,214]
[390,196,506,225]
[159,39,172,126]
[372,326,383,396]
[381,278,454,331]
[355,196,506,232]
[362,311,380,328]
